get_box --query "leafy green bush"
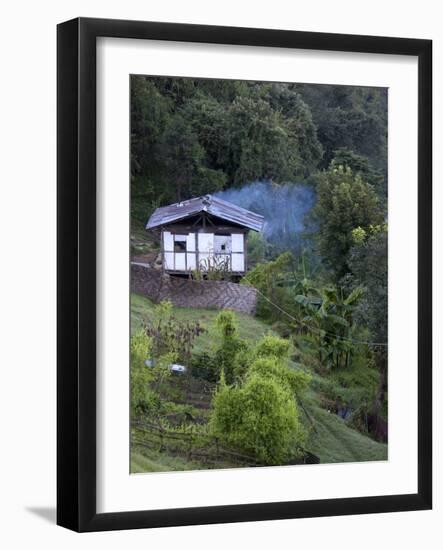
[130,330,155,414]
[214,310,250,384]
[189,352,219,383]
[210,372,305,465]
[255,334,291,361]
[248,357,310,397]
[210,330,309,465]
[130,327,181,417]
[243,252,295,322]
[251,334,311,395]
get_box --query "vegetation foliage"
[130,295,387,471]
[210,371,304,465]
[131,77,387,222]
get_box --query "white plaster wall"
[187,232,197,270]
[197,232,214,270]
[162,231,174,270]
[231,233,245,271]
[231,233,244,253]
[214,234,232,253]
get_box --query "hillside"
[130,293,387,471]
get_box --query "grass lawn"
[131,292,387,471]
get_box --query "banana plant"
[295,284,364,369]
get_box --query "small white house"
[145,195,264,276]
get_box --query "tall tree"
[313,165,384,280]
[227,96,302,184]
[159,115,225,201]
[130,77,171,176]
[268,84,323,175]
[348,226,388,417]
[330,147,386,197]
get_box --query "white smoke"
[215,181,316,252]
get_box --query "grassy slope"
[131,292,272,354]
[131,446,210,473]
[303,396,387,463]
[131,219,158,257]
[131,292,387,470]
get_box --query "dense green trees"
[347,225,388,415]
[313,165,384,281]
[348,225,388,345]
[131,76,387,221]
[295,84,387,172]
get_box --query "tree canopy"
[131,76,387,223]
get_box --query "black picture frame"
[57,17,432,532]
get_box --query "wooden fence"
[131,419,319,467]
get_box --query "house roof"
[145,195,264,232]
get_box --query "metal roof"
[145,195,264,232]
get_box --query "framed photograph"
[57,17,432,532]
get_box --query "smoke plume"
[215,181,316,252]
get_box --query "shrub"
[189,352,219,383]
[251,334,311,395]
[215,310,238,337]
[248,357,311,397]
[130,329,178,417]
[214,310,250,384]
[255,334,290,361]
[242,252,295,322]
[210,373,305,465]
[130,330,155,414]
[145,300,205,362]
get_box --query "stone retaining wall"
[131,264,257,315]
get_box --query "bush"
[255,334,290,361]
[214,310,250,384]
[242,252,295,323]
[210,373,305,465]
[251,334,311,395]
[130,329,179,417]
[145,300,205,362]
[189,352,219,383]
[248,357,311,397]
[130,330,155,414]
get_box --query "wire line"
[242,276,388,348]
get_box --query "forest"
[130,76,388,470]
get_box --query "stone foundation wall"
[131,264,257,315]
